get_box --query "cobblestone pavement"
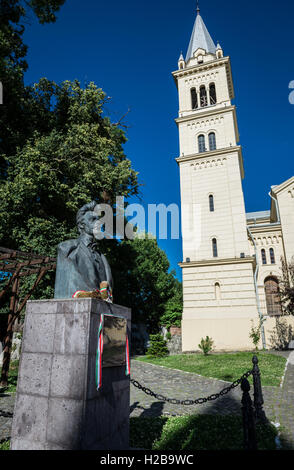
[130,353,294,449]
[1,353,293,448]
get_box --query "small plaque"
[102,315,127,368]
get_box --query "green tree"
[0,0,66,172]
[0,79,139,300]
[111,236,182,332]
[160,284,183,329]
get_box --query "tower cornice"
[174,104,236,123]
[248,224,282,234]
[175,145,245,180]
[172,56,229,78]
[172,56,234,100]
[175,145,242,164]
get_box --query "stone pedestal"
[10,298,131,450]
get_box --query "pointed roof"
[185,10,216,62]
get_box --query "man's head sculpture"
[54,201,113,301]
[76,201,99,237]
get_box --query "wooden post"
[0,276,19,387]
[241,378,258,450]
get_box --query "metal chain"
[130,370,252,406]
[0,410,13,418]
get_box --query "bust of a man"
[54,201,113,299]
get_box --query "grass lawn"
[0,440,10,450]
[130,415,279,450]
[135,352,286,387]
[0,417,281,451]
[0,416,282,451]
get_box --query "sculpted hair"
[76,201,96,233]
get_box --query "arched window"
[215,282,221,300]
[270,248,275,264]
[198,134,206,153]
[261,249,267,265]
[264,277,282,316]
[209,83,217,105]
[212,238,218,257]
[200,85,208,107]
[208,132,216,151]
[191,88,198,109]
[209,194,214,212]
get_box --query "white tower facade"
[174,8,260,351]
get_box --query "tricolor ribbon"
[96,314,104,390]
[125,334,130,376]
[72,290,87,298]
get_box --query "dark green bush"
[146,334,169,358]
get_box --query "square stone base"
[10,299,131,450]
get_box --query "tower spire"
[185,5,216,61]
[196,1,200,15]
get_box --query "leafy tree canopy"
[0,79,139,254]
[111,236,182,332]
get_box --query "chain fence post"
[241,378,258,450]
[252,355,267,423]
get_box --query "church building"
[173,6,294,351]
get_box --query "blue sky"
[23,0,294,279]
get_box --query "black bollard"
[252,355,267,423]
[241,378,258,450]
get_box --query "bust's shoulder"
[57,239,79,256]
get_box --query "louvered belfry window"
[191,88,198,109]
[200,86,208,107]
[209,83,217,105]
[264,277,282,316]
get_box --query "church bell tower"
[173,5,259,351]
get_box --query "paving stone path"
[130,353,294,449]
[1,352,293,448]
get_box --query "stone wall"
[167,335,182,355]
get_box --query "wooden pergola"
[0,247,56,387]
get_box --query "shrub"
[198,336,214,355]
[146,334,169,358]
[249,318,265,350]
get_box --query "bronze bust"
[54,201,113,299]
